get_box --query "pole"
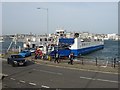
[82,57,84,65]
[46,8,49,55]
[113,58,116,68]
[37,7,48,35]
[96,57,97,66]
[47,8,49,34]
[37,7,49,55]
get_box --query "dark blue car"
[7,54,27,67]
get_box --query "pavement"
[26,57,118,74]
[1,58,119,89]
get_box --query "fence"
[70,56,119,68]
[31,54,119,68]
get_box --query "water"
[0,39,119,60]
[82,40,119,60]
[0,39,23,53]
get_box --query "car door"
[26,51,29,56]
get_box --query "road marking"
[29,82,37,86]
[80,76,118,83]
[0,73,8,80]
[41,64,118,75]
[41,85,50,88]
[10,78,15,80]
[33,69,63,75]
[0,73,8,77]
[19,80,25,83]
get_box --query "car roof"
[21,50,29,52]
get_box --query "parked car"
[19,50,31,57]
[7,54,27,67]
[29,48,36,53]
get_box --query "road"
[1,59,119,88]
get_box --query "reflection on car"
[7,54,27,67]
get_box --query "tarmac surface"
[1,58,119,89]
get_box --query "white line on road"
[29,82,37,86]
[19,80,25,83]
[33,69,63,75]
[80,76,118,83]
[41,85,50,88]
[10,78,15,80]
[41,64,118,75]
[0,73,8,77]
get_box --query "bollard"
[48,55,51,61]
[113,58,116,68]
[95,57,97,66]
[82,57,84,65]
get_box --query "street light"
[37,7,49,56]
[37,7,49,35]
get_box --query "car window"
[21,51,26,53]
[31,48,35,50]
[12,55,23,58]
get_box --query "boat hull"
[50,44,104,57]
[71,45,104,56]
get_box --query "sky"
[1,1,118,35]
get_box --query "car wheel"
[12,63,16,67]
[30,53,31,56]
[24,62,27,66]
[7,60,9,64]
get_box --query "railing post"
[95,57,97,66]
[113,58,116,68]
[82,57,84,65]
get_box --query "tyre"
[7,59,10,64]
[7,60,9,64]
[29,53,31,56]
[12,63,16,67]
[23,62,27,66]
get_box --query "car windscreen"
[21,51,27,53]
[31,48,35,50]
[12,55,23,58]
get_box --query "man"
[68,53,74,65]
[54,50,59,63]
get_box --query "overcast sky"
[1,2,118,35]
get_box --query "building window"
[48,38,51,41]
[45,38,47,41]
[40,38,42,41]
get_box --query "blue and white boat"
[49,29,104,57]
[57,37,104,57]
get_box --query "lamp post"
[37,7,49,56]
[37,7,49,35]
